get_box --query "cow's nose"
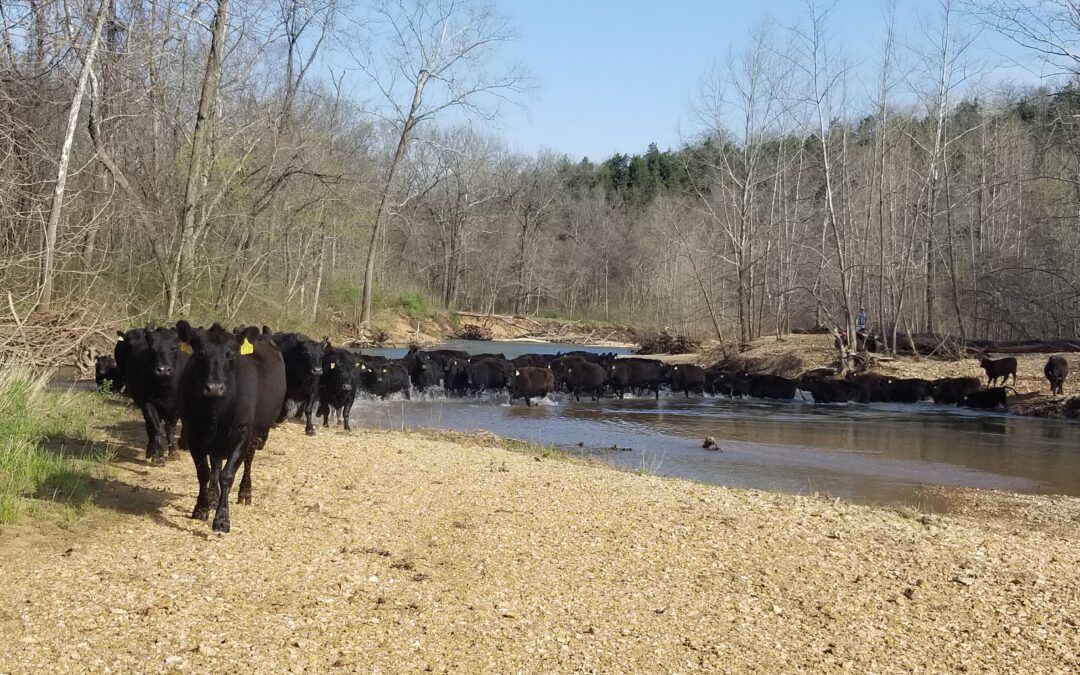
[203,383,225,397]
[312,367,323,375]
[343,383,353,391]
[155,365,172,376]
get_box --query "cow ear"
[239,326,260,345]
[262,325,272,336]
[176,320,199,347]
[117,330,125,340]
[321,337,331,349]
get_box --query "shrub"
[398,291,429,318]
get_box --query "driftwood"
[965,339,1080,355]
[635,330,701,355]
[455,323,493,341]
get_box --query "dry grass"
[1,400,1078,672]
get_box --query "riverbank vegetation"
[3,0,1080,350]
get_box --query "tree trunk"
[360,69,429,325]
[169,0,229,317]
[38,0,110,312]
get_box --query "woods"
[3,0,1080,346]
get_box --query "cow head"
[145,327,183,378]
[298,338,326,376]
[177,321,259,398]
[323,348,355,392]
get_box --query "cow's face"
[324,350,355,391]
[178,322,256,398]
[146,328,182,378]
[298,339,325,376]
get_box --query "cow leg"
[207,457,223,505]
[318,402,330,427]
[405,388,411,401]
[304,393,316,436]
[143,405,166,466]
[342,397,354,432]
[190,450,212,520]
[277,400,289,424]
[212,437,248,533]
[237,443,256,506]
[164,419,178,456]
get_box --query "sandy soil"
[2,408,1078,673]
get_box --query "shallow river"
[346,341,1080,511]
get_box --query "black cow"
[1044,356,1068,396]
[361,362,411,399]
[608,358,665,399]
[317,347,358,431]
[549,355,587,386]
[799,376,870,403]
[929,377,981,405]
[714,371,752,397]
[561,361,607,401]
[979,355,1018,386]
[961,387,1009,410]
[401,348,440,391]
[176,322,286,533]
[95,354,123,392]
[442,357,470,396]
[511,354,547,368]
[114,327,150,376]
[125,327,189,465]
[469,352,506,362]
[881,378,931,404]
[275,335,326,435]
[670,364,706,397]
[466,358,512,394]
[510,367,555,406]
[747,374,797,400]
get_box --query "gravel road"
[2,420,1078,673]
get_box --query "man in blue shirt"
[856,307,867,334]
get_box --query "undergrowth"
[0,370,114,525]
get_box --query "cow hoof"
[150,455,166,467]
[237,491,252,506]
[212,517,231,533]
[191,507,209,520]
[305,428,316,437]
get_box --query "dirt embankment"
[2,403,1079,672]
[351,309,637,348]
[667,333,1080,418]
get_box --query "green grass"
[0,370,114,525]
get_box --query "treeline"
[2,0,1080,347]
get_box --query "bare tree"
[348,0,528,324]
[38,0,109,311]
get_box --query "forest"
[2,0,1080,346]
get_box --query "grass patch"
[0,370,115,525]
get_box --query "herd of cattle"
[92,322,1071,533]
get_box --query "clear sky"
[486,0,1042,161]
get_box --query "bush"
[398,291,429,318]
[0,370,102,524]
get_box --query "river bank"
[1,403,1077,672]
[668,333,1080,419]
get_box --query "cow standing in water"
[176,322,286,533]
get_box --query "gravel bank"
[1,418,1078,672]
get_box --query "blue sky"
[483,0,1042,161]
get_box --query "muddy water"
[348,385,1080,511]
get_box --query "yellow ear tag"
[240,338,254,356]
[180,342,193,354]
[330,362,336,369]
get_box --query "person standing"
[856,307,867,334]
